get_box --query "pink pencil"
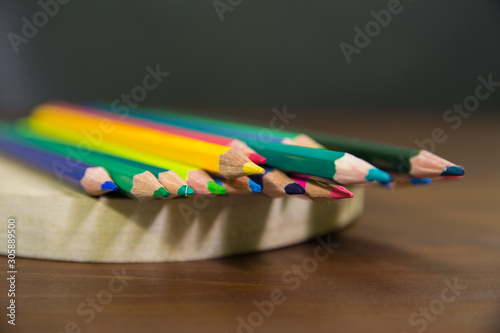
[50,101,267,165]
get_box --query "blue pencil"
[0,135,117,196]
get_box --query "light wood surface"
[0,111,499,333]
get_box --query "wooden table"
[1,110,499,333]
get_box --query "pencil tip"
[284,183,305,195]
[365,168,393,183]
[100,181,118,192]
[242,162,265,176]
[248,179,262,193]
[411,177,432,185]
[330,186,354,199]
[441,166,465,176]
[177,185,194,196]
[248,153,267,165]
[207,180,226,195]
[153,187,170,198]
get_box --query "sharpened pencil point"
[330,186,353,199]
[411,177,432,185]
[207,181,226,195]
[442,166,465,176]
[284,183,305,195]
[248,153,267,165]
[177,185,194,196]
[153,187,169,198]
[248,179,262,193]
[365,168,393,183]
[242,162,265,176]
[100,181,118,192]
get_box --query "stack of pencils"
[0,101,464,203]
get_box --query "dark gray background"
[1,0,499,116]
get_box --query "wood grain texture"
[0,112,499,333]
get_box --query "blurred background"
[0,0,499,117]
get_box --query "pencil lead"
[248,153,267,165]
[242,162,265,176]
[410,177,432,185]
[100,181,118,192]
[207,180,226,195]
[248,179,262,193]
[330,186,353,199]
[284,183,305,195]
[365,168,393,183]
[153,187,170,198]
[177,185,194,197]
[441,166,465,176]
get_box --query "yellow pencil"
[29,103,264,178]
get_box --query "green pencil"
[243,139,392,185]
[11,127,169,202]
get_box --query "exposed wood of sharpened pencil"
[9,126,169,202]
[29,103,265,178]
[249,167,305,198]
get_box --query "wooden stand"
[0,155,364,262]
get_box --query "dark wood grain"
[1,111,499,333]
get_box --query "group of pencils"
[0,101,465,202]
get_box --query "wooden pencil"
[8,128,169,202]
[249,167,305,198]
[54,101,267,165]
[29,103,265,178]
[289,174,354,201]
[211,175,261,195]
[115,104,464,178]
[295,132,465,178]
[21,118,226,196]
[243,139,392,185]
[0,132,117,196]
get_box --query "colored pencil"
[289,174,354,201]
[0,131,117,196]
[8,128,169,202]
[249,167,305,198]
[22,118,226,196]
[30,103,265,178]
[244,139,392,185]
[111,104,464,178]
[211,175,261,195]
[295,132,465,179]
[53,101,267,165]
